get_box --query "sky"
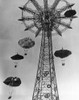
[0,0,79,100]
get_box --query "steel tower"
[32,31,59,100]
[19,0,77,100]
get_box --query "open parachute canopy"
[11,53,24,60]
[3,76,21,87]
[64,9,76,17]
[54,48,72,58]
[18,37,35,49]
[10,53,24,68]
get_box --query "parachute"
[3,76,21,87]
[64,9,76,17]
[54,48,72,58]
[18,37,35,55]
[11,53,24,68]
[3,76,21,99]
[54,48,72,66]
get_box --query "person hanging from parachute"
[54,48,72,66]
[11,53,24,68]
[3,76,21,99]
[18,37,35,56]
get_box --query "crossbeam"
[56,21,72,29]
[30,0,42,11]
[24,6,37,14]
[50,0,61,10]
[35,28,41,37]
[58,3,75,13]
[54,26,62,36]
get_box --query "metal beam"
[54,26,62,36]
[51,0,61,10]
[30,0,42,11]
[56,21,72,29]
[18,16,35,21]
[43,0,48,10]
[58,3,75,13]
[57,15,77,19]
[35,28,41,37]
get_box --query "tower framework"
[32,31,59,100]
[19,0,77,100]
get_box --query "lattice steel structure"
[19,0,77,100]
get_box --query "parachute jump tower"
[19,0,77,100]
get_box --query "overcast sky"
[0,0,79,100]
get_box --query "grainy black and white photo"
[0,0,79,100]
